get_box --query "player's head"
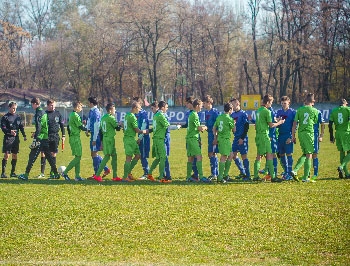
[150,101,159,114]
[280,96,290,110]
[230,98,240,111]
[133,97,143,106]
[31,98,41,109]
[105,103,115,114]
[262,94,274,107]
[340,98,348,106]
[46,99,56,111]
[131,101,142,114]
[224,102,233,113]
[88,96,98,106]
[203,95,213,110]
[158,100,168,112]
[305,93,315,105]
[185,96,194,109]
[8,102,17,114]
[73,101,83,112]
[192,98,203,111]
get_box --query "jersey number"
[303,113,309,124]
[101,121,107,132]
[218,121,224,132]
[337,113,344,124]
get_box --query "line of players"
[1,94,349,182]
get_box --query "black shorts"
[2,136,20,154]
[47,134,60,153]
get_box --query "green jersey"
[329,106,350,132]
[255,106,272,135]
[214,113,234,139]
[68,111,83,137]
[186,111,200,140]
[100,113,118,139]
[124,112,138,138]
[294,105,318,133]
[152,111,170,139]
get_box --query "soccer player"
[86,97,110,179]
[186,99,210,183]
[61,101,88,181]
[203,95,219,180]
[147,101,170,182]
[1,102,27,178]
[276,96,296,180]
[133,97,150,179]
[253,94,285,182]
[93,103,122,182]
[229,98,251,181]
[37,99,65,178]
[18,98,59,180]
[213,102,235,183]
[291,93,319,182]
[329,99,350,179]
[121,101,149,182]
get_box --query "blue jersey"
[205,108,219,137]
[231,109,249,139]
[87,106,101,141]
[276,108,296,135]
[313,110,325,135]
[164,112,171,146]
[135,109,150,131]
[268,107,277,138]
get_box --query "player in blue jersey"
[203,95,219,180]
[229,98,251,181]
[86,97,110,179]
[133,97,151,180]
[276,96,296,180]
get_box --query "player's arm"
[240,122,249,140]
[212,124,218,145]
[268,119,284,128]
[292,121,298,143]
[33,113,42,139]
[18,118,27,140]
[319,122,325,142]
[328,121,334,143]
[1,116,10,135]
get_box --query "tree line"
[0,0,349,106]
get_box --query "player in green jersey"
[121,101,149,182]
[291,93,319,182]
[213,102,235,183]
[147,101,170,182]
[253,94,285,182]
[93,103,122,182]
[329,99,350,179]
[186,99,210,183]
[61,101,88,181]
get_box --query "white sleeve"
[93,121,100,141]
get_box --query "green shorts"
[102,137,116,155]
[123,136,140,156]
[152,138,166,159]
[69,136,82,156]
[335,131,350,152]
[255,134,272,155]
[186,137,201,157]
[218,138,231,156]
[298,131,314,154]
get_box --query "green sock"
[340,151,345,165]
[303,158,311,179]
[96,155,110,176]
[149,159,159,175]
[75,157,81,178]
[218,162,225,180]
[129,159,138,173]
[294,156,306,172]
[341,153,350,175]
[123,161,131,178]
[187,162,192,178]
[111,154,117,177]
[267,159,274,178]
[196,161,203,178]
[224,160,232,177]
[65,156,80,174]
[159,158,165,179]
[254,160,261,178]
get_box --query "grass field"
[0,126,349,265]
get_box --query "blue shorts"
[231,137,248,155]
[270,134,278,153]
[278,134,294,155]
[313,133,320,154]
[139,134,150,158]
[164,139,170,156]
[207,134,219,153]
[90,135,102,151]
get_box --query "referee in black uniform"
[1,102,27,178]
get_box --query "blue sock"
[209,156,217,176]
[313,157,319,176]
[273,157,278,177]
[243,158,250,177]
[214,156,218,176]
[280,155,287,173]
[234,158,245,175]
[141,157,149,175]
[164,157,170,177]
[192,157,198,177]
[93,156,100,174]
[287,156,293,175]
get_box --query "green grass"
[0,127,349,265]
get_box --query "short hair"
[280,96,290,102]
[224,102,233,112]
[105,103,115,112]
[131,101,140,109]
[88,96,98,106]
[262,94,273,105]
[8,101,17,108]
[47,99,55,105]
[151,101,158,108]
[31,97,40,105]
[340,98,348,106]
[73,101,82,109]
[230,97,238,103]
[305,93,315,104]
[192,98,202,108]
[158,101,167,109]
[203,95,213,104]
[133,97,142,104]
[185,96,194,104]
